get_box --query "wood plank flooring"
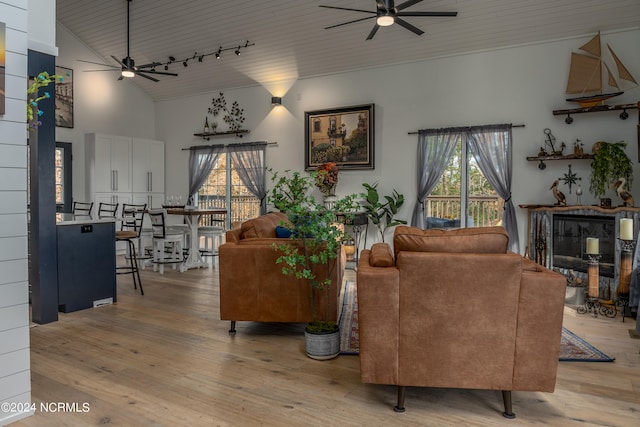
[12,262,640,426]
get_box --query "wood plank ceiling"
[56,0,640,101]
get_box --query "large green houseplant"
[589,141,633,199]
[268,169,358,359]
[361,182,406,242]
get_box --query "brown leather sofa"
[356,225,566,418]
[219,212,344,333]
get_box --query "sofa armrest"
[356,249,400,385]
[512,262,566,391]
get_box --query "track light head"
[235,47,241,56]
[164,64,169,71]
[168,56,176,63]
[183,61,188,67]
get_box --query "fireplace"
[553,214,615,277]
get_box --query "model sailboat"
[566,32,637,108]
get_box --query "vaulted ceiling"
[56,0,640,101]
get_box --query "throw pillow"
[275,225,293,238]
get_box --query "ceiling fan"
[320,0,457,40]
[78,0,177,82]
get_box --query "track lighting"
[153,41,254,71]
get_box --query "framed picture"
[55,66,73,128]
[304,103,374,170]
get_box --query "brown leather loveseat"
[356,225,566,418]
[219,212,344,333]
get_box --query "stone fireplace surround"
[520,205,640,299]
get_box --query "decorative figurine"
[611,177,634,206]
[550,180,567,206]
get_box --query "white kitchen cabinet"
[85,133,132,194]
[132,138,164,193]
[85,133,165,213]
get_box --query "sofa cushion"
[393,225,509,258]
[369,243,395,267]
[240,212,289,239]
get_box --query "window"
[197,152,260,227]
[55,142,73,212]
[426,138,503,228]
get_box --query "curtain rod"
[408,124,525,135]
[181,141,277,151]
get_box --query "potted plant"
[589,141,633,202]
[361,182,407,243]
[268,169,358,359]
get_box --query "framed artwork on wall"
[55,66,73,128]
[304,103,374,170]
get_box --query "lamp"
[121,68,135,78]
[271,96,282,106]
[377,13,395,26]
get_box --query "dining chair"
[116,204,146,295]
[72,201,94,216]
[148,209,185,274]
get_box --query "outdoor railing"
[198,193,260,227]
[425,195,503,227]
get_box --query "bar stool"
[72,201,94,216]
[98,202,119,218]
[148,209,185,274]
[198,225,225,267]
[116,204,146,295]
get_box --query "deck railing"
[197,194,260,227]
[426,195,503,227]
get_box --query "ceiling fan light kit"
[320,0,457,40]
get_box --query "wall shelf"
[553,103,638,124]
[193,129,249,140]
[526,153,593,169]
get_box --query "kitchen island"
[56,214,116,313]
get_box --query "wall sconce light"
[271,96,282,106]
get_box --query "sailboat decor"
[565,32,637,108]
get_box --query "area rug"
[338,281,615,362]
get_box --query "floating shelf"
[553,103,638,124]
[193,129,249,140]
[526,153,593,170]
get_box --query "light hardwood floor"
[13,262,640,426]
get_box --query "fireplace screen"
[553,214,615,277]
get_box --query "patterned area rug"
[338,281,615,362]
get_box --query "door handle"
[115,170,118,191]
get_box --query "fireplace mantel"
[519,204,640,214]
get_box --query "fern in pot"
[268,169,358,359]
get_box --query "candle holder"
[577,254,602,317]
[616,238,636,322]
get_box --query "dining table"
[166,207,227,270]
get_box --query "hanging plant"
[26,71,63,132]
[208,92,245,132]
[589,141,633,198]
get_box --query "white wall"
[55,23,156,203]
[156,28,640,253]
[0,1,32,425]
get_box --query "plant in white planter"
[268,169,358,359]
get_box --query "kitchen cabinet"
[132,138,164,193]
[86,133,132,194]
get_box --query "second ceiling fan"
[320,0,457,40]
[79,0,177,82]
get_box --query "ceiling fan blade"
[397,11,458,17]
[366,24,380,40]
[137,61,163,69]
[84,69,121,72]
[325,16,376,29]
[319,5,376,14]
[395,17,424,36]
[395,0,423,11]
[142,70,179,77]
[135,71,159,82]
[117,75,124,81]
[77,59,119,68]
[111,55,127,68]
